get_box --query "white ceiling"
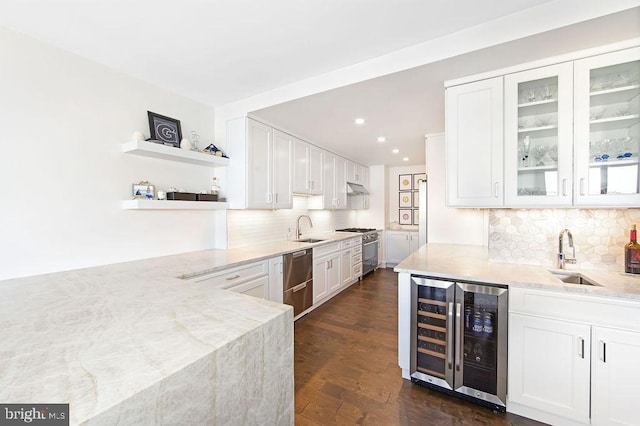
[0,1,639,167]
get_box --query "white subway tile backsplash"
[227,196,357,248]
[488,208,640,271]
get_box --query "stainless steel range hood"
[347,182,369,195]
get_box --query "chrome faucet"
[558,228,577,269]
[296,215,313,240]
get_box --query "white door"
[322,151,336,208]
[292,138,310,194]
[308,144,323,195]
[227,275,269,299]
[409,232,420,253]
[574,46,640,207]
[591,326,640,425]
[313,255,329,303]
[386,232,410,265]
[446,77,504,207]
[272,129,293,209]
[246,119,273,209]
[504,63,574,206]
[268,256,283,303]
[508,314,591,423]
[340,248,352,287]
[326,252,341,293]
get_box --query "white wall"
[426,134,488,246]
[0,27,221,280]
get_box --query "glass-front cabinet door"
[504,63,573,206]
[574,47,640,206]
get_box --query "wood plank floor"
[294,267,546,425]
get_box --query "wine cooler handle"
[447,302,454,370]
[578,337,584,359]
[600,340,606,363]
[455,303,462,371]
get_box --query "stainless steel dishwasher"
[283,249,313,316]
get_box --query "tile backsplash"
[227,196,356,248]
[489,208,640,271]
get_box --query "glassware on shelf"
[532,144,548,166]
[518,118,529,129]
[615,104,631,117]
[590,106,607,120]
[527,89,537,103]
[535,116,553,127]
[542,85,555,100]
[548,145,558,165]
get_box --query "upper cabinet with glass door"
[504,63,574,206]
[574,47,640,207]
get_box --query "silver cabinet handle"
[494,182,499,198]
[600,340,606,363]
[562,179,567,196]
[267,193,272,202]
[292,250,307,258]
[455,302,462,371]
[447,302,454,370]
[580,178,585,196]
[578,337,584,359]
[275,193,279,203]
[226,274,241,281]
[292,282,307,292]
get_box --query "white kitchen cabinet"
[225,117,293,209]
[292,138,323,195]
[508,286,640,425]
[226,274,269,299]
[446,76,504,207]
[385,231,419,265]
[573,46,640,207]
[340,237,361,288]
[504,63,574,206]
[508,314,591,423]
[309,151,347,209]
[185,258,272,300]
[591,326,640,426]
[312,242,341,303]
[340,248,352,288]
[347,160,368,186]
[377,230,384,268]
[268,256,284,303]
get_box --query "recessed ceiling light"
[354,118,365,125]
[403,157,409,161]
[392,149,399,154]
[377,137,386,143]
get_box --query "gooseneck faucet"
[558,228,577,269]
[296,215,313,240]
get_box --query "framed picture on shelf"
[413,209,420,225]
[399,209,412,225]
[413,191,419,208]
[399,174,412,191]
[413,173,426,189]
[132,182,155,200]
[147,111,182,148]
[399,192,412,208]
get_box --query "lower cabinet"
[226,274,269,299]
[268,256,284,303]
[385,231,419,265]
[313,242,341,304]
[341,248,353,287]
[508,287,640,425]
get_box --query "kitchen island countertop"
[394,243,640,300]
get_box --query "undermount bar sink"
[549,270,600,286]
[296,238,325,243]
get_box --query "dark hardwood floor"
[294,268,545,425]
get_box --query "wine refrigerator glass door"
[454,282,508,409]
[410,277,455,390]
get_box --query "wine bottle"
[624,224,640,274]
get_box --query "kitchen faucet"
[558,228,577,269]
[296,215,313,240]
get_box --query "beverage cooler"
[410,276,508,411]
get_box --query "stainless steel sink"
[296,238,325,243]
[549,270,599,286]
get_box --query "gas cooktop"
[336,228,377,233]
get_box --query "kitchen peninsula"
[0,246,304,425]
[395,243,640,425]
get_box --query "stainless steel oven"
[336,228,379,276]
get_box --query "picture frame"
[147,111,182,148]
[413,209,420,225]
[399,192,412,208]
[399,209,412,225]
[413,191,420,208]
[399,174,412,191]
[132,183,155,200]
[413,173,426,189]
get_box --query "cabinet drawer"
[353,244,362,255]
[353,264,362,277]
[313,242,341,257]
[341,239,353,249]
[227,274,268,299]
[510,287,640,331]
[353,254,362,264]
[189,260,269,289]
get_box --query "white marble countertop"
[394,243,640,300]
[0,232,362,424]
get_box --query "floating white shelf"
[122,200,229,210]
[122,140,230,167]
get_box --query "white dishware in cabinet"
[573,46,640,207]
[504,62,573,206]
